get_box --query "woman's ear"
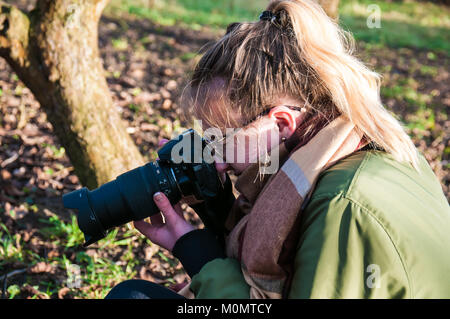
[268,105,299,139]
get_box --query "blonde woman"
[106,0,450,299]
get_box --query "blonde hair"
[182,0,419,169]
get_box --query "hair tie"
[259,10,277,23]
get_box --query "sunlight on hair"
[182,0,420,170]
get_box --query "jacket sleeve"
[189,258,250,298]
[172,228,250,298]
[288,193,411,298]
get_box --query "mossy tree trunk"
[317,0,340,20]
[0,0,144,189]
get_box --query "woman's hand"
[133,192,195,252]
[133,138,195,251]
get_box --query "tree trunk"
[0,0,144,189]
[316,0,340,20]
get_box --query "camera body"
[63,129,232,247]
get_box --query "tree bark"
[316,0,340,20]
[0,0,144,189]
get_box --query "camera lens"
[63,161,181,246]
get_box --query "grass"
[0,210,171,299]
[0,223,25,265]
[112,37,129,50]
[38,215,85,248]
[106,0,450,54]
[381,80,432,110]
[106,0,264,30]
[41,143,66,159]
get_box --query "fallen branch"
[1,152,19,168]
[1,268,27,299]
[0,268,28,283]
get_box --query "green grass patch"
[112,37,129,50]
[405,108,437,140]
[0,223,24,265]
[419,65,439,77]
[106,0,450,54]
[381,83,432,110]
[39,215,85,248]
[179,51,198,62]
[128,103,141,113]
[339,14,450,54]
[340,0,450,28]
[41,142,66,158]
[337,0,449,54]
[106,0,264,30]
[7,285,21,299]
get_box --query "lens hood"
[62,188,106,247]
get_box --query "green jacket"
[189,150,450,298]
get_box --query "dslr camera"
[63,129,234,246]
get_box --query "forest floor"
[0,1,449,298]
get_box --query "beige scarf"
[180,116,364,298]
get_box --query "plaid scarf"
[223,116,364,298]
